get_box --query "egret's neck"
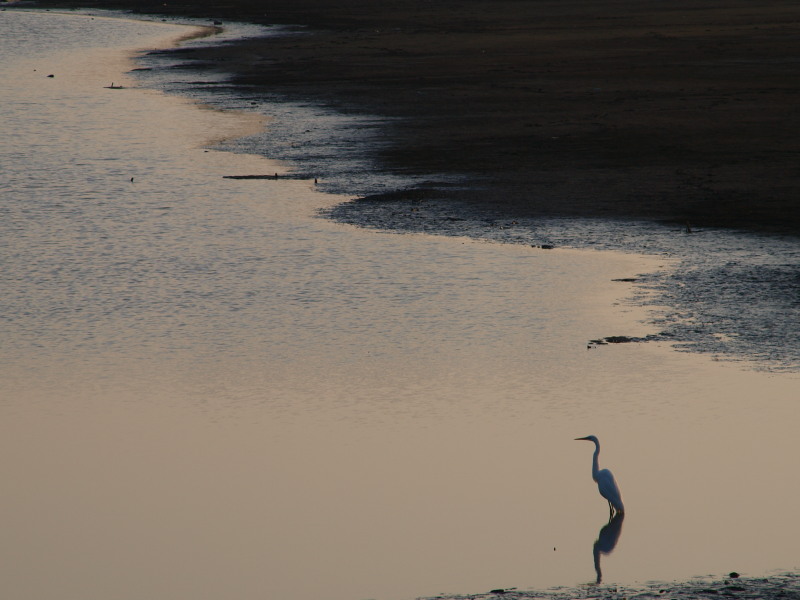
[591,442,601,481]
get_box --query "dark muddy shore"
[28,0,800,234]
[420,572,800,600]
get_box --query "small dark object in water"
[540,244,554,249]
[589,335,650,345]
[729,572,740,578]
[47,74,54,78]
[612,278,638,282]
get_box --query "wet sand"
[32,0,800,233]
[421,572,800,600]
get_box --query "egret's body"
[575,435,624,517]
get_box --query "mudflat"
[36,0,800,231]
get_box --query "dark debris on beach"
[420,573,800,600]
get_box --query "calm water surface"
[1,10,798,600]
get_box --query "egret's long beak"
[575,436,590,441]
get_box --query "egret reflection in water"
[593,512,625,584]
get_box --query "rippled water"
[328,197,800,372]
[1,10,798,600]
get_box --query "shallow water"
[1,10,798,600]
[328,198,800,373]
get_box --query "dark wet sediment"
[420,572,800,600]
[33,0,800,233]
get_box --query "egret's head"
[575,435,598,443]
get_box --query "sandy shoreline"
[27,0,800,234]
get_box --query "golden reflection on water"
[4,361,798,600]
[1,10,799,600]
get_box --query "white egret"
[575,435,625,517]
